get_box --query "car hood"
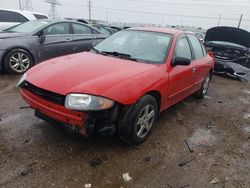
[0,32,26,39]
[205,26,250,48]
[26,52,159,97]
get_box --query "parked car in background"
[91,24,117,36]
[110,26,122,31]
[194,32,205,43]
[0,20,106,74]
[0,9,48,31]
[65,18,88,24]
[18,28,214,145]
[205,26,250,81]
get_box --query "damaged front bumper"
[20,88,119,136]
[214,58,250,81]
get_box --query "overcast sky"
[1,0,250,29]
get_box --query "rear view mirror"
[172,57,191,66]
[38,30,45,44]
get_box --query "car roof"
[128,27,185,35]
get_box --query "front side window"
[187,34,204,59]
[72,23,92,34]
[43,23,70,35]
[94,30,172,64]
[175,37,192,59]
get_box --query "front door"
[168,35,194,106]
[38,22,74,62]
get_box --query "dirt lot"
[0,74,249,188]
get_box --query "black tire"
[3,48,34,74]
[194,73,211,99]
[118,94,158,145]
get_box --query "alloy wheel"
[202,75,210,95]
[136,104,155,139]
[9,52,31,73]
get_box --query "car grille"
[21,81,65,106]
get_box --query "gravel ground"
[0,74,249,188]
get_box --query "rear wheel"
[194,73,211,99]
[118,95,158,145]
[3,49,33,74]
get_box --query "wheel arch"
[1,47,35,71]
[144,90,162,118]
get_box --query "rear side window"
[33,14,48,19]
[72,23,92,34]
[175,37,192,59]
[0,10,28,22]
[43,23,70,35]
[187,34,204,59]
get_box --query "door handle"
[207,61,212,65]
[192,67,196,73]
[65,38,72,42]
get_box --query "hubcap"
[202,75,210,95]
[136,104,155,139]
[9,52,30,73]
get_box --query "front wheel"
[3,49,33,74]
[118,95,158,145]
[194,73,211,99]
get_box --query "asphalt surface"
[0,74,250,188]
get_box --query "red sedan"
[17,28,214,145]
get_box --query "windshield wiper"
[100,51,139,62]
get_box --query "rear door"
[38,22,74,62]
[187,34,211,91]
[168,35,194,106]
[72,23,101,52]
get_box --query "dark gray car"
[0,20,107,73]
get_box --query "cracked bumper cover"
[20,88,87,135]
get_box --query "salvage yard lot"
[0,74,249,188]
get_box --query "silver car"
[0,20,107,73]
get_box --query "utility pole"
[19,0,22,10]
[46,0,61,19]
[106,10,109,23]
[21,0,33,11]
[217,14,222,26]
[238,14,243,28]
[88,0,92,23]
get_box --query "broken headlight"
[65,94,114,111]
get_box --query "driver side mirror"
[37,30,45,44]
[172,57,191,66]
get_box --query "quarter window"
[175,37,192,59]
[43,23,70,35]
[33,14,48,19]
[72,23,92,34]
[187,34,204,59]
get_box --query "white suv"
[0,9,49,31]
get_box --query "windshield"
[94,30,172,64]
[6,20,49,33]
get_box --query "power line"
[91,5,250,22]
[46,0,61,19]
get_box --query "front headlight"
[0,39,3,43]
[16,73,27,87]
[65,94,114,111]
